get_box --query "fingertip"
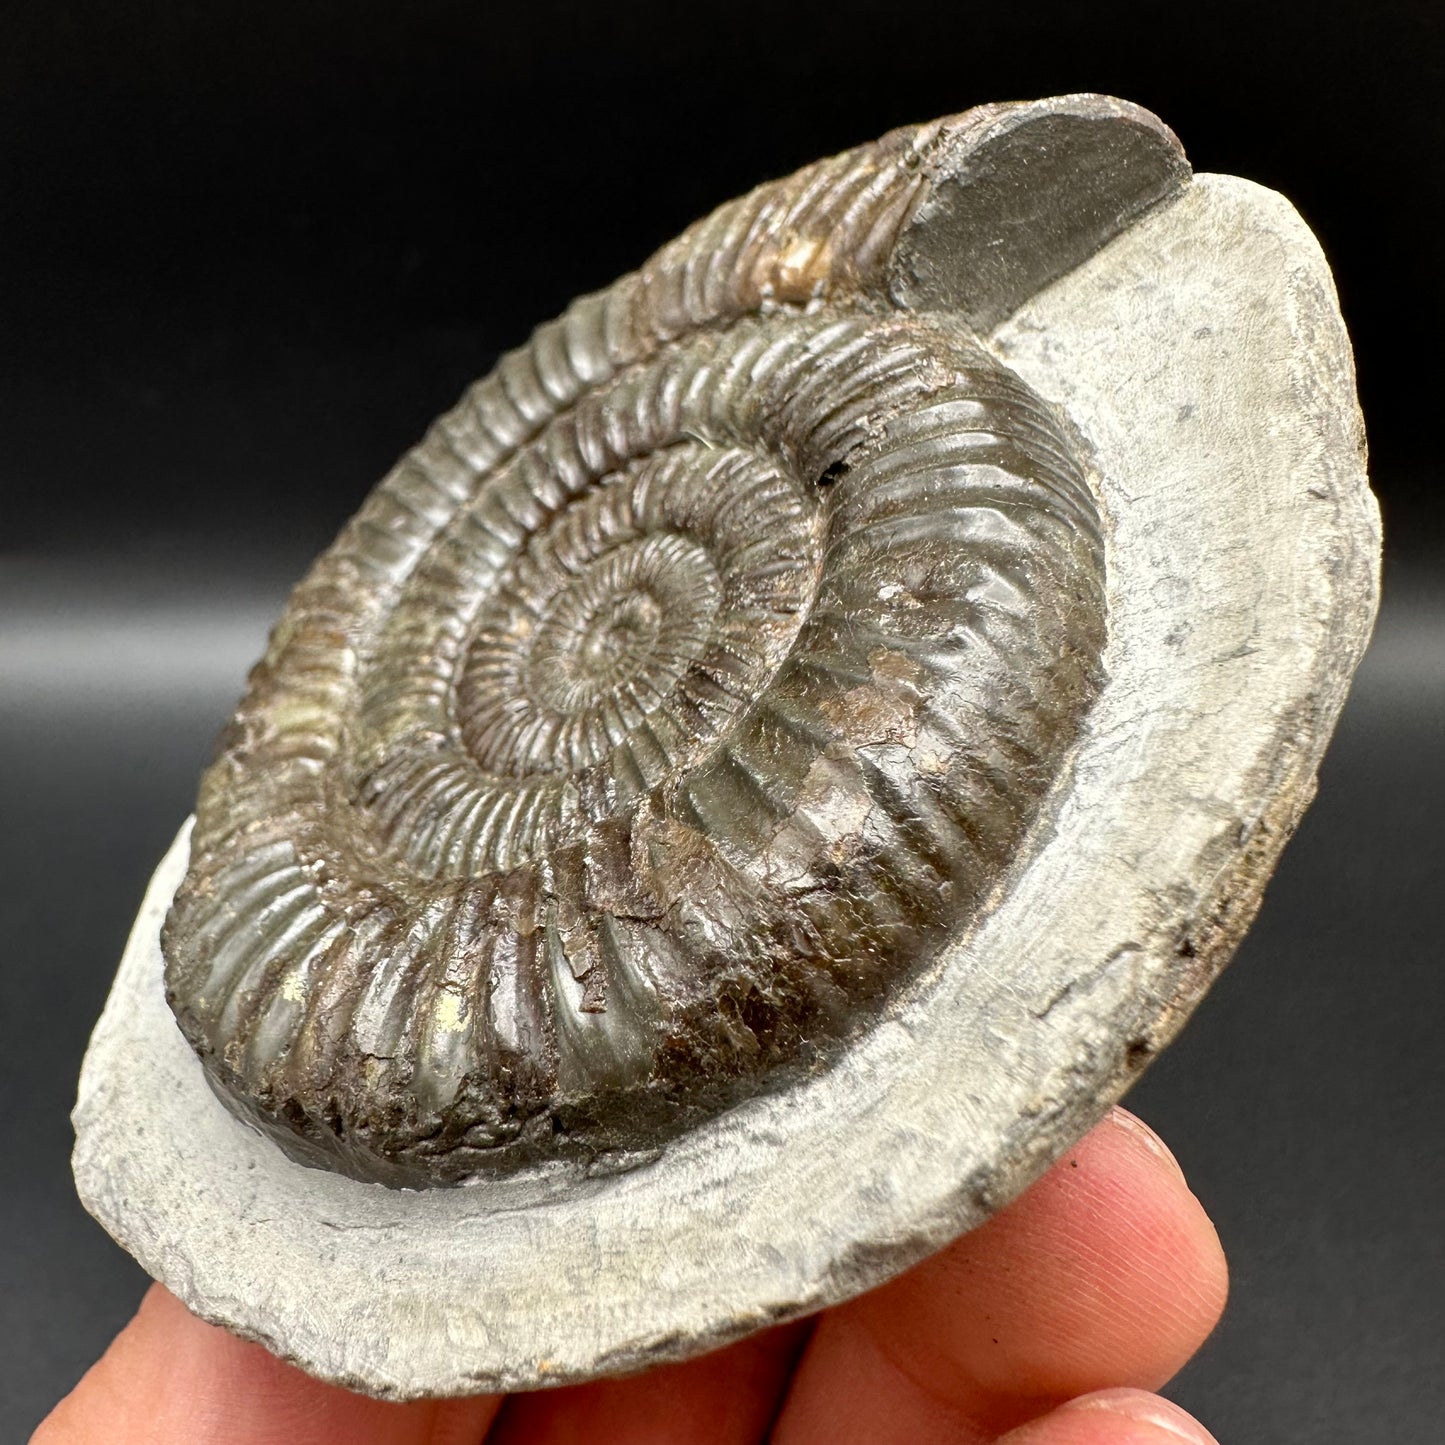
[1107,1108,1187,1183]
[998,1388,1219,1444]
[1095,1106,1230,1349]
[994,1106,1229,1392]
[850,1106,1228,1404]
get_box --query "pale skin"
[34,1108,1227,1445]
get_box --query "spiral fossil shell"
[159,103,1164,1186]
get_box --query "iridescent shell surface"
[160,109,1131,1186]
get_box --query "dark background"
[3,3,1441,1439]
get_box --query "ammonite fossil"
[161,141,1112,1184]
[75,95,1378,1396]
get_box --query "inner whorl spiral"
[162,124,1108,1186]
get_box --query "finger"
[487,1322,809,1445]
[771,1107,1228,1444]
[32,1283,501,1445]
[994,1388,1219,1444]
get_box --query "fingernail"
[1064,1388,1219,1443]
[1109,1107,1187,1182]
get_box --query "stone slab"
[72,172,1379,1398]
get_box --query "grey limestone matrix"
[74,94,1380,1397]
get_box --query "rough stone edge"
[969,172,1380,1219]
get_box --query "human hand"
[34,1106,1226,1444]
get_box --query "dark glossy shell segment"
[163,120,1108,1185]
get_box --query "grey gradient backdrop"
[3,3,1441,1439]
